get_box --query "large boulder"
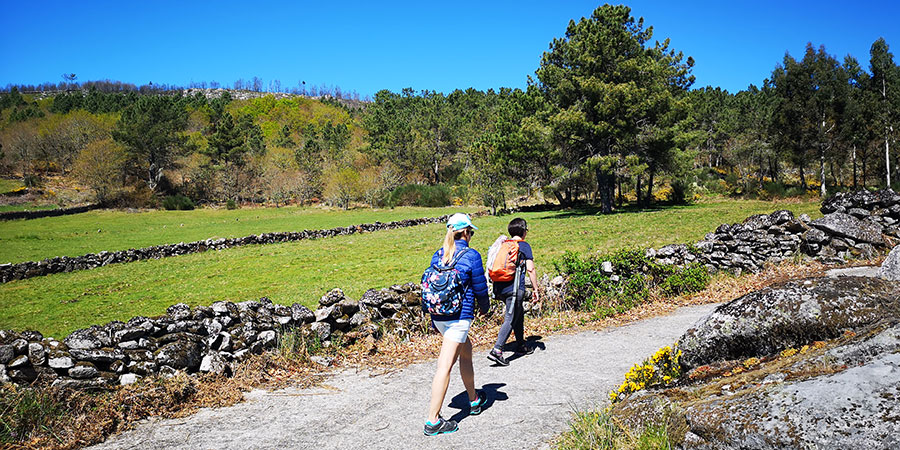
[617,323,900,449]
[611,270,900,449]
[809,212,885,245]
[678,276,900,369]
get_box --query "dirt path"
[90,304,717,450]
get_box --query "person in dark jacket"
[424,213,490,436]
[487,217,541,366]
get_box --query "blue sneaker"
[470,389,487,415]
[424,416,458,436]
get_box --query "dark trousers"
[493,291,524,350]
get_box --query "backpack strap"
[438,247,470,269]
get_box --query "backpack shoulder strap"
[449,248,470,268]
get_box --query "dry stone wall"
[0,213,481,284]
[643,189,900,275]
[0,204,99,221]
[0,283,427,388]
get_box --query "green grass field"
[0,179,24,194]
[0,205,472,263]
[0,203,60,213]
[0,200,821,338]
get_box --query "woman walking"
[422,213,490,436]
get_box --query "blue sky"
[1,1,898,96]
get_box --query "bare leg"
[458,338,478,402]
[427,335,461,423]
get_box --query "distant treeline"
[2,78,369,102]
[1,4,898,213]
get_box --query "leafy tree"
[112,95,189,192]
[869,38,900,187]
[534,4,694,212]
[772,43,847,196]
[73,138,125,203]
[323,166,361,209]
[841,56,875,188]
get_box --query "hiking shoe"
[487,348,509,366]
[424,416,458,436]
[469,389,487,415]
[514,343,534,356]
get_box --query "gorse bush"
[386,184,451,207]
[162,194,195,210]
[609,345,683,403]
[553,248,710,316]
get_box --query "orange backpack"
[488,239,524,282]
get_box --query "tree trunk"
[887,129,892,188]
[616,176,623,208]
[596,167,614,214]
[646,168,655,206]
[819,147,826,198]
[852,145,858,189]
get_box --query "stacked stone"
[583,189,899,279]
[0,213,486,284]
[0,284,430,388]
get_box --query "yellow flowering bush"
[609,345,682,403]
[780,347,798,358]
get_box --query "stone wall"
[643,189,900,275]
[0,213,482,284]
[0,284,426,388]
[0,204,99,221]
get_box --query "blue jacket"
[429,240,490,321]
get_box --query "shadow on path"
[447,383,508,423]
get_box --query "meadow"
[0,199,821,338]
[0,205,470,263]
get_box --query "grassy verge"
[0,205,472,263]
[0,200,820,338]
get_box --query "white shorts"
[432,319,472,344]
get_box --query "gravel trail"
[91,304,717,450]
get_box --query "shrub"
[386,184,452,207]
[226,199,237,210]
[23,174,41,188]
[553,248,711,316]
[609,345,683,403]
[553,248,650,314]
[658,263,710,297]
[162,194,195,210]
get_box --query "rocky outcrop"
[0,213,484,284]
[0,283,428,388]
[676,276,900,369]
[610,256,900,449]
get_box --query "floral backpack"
[421,248,470,316]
